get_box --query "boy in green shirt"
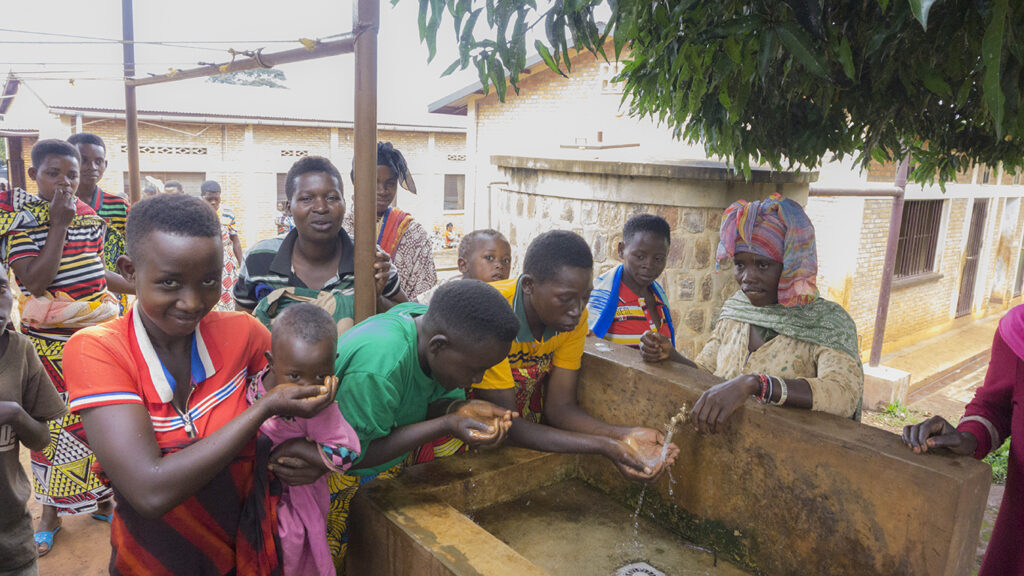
[327,279,520,565]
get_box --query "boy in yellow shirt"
[417,230,677,479]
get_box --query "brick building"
[0,74,468,250]
[430,48,1024,361]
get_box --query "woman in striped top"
[0,140,120,555]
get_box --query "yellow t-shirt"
[475,277,588,420]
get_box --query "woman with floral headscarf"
[641,194,863,432]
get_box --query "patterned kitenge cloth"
[343,207,438,299]
[85,187,130,314]
[716,193,818,307]
[216,208,240,312]
[0,187,114,514]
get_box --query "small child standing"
[0,270,67,575]
[249,303,360,576]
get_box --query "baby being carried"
[248,303,359,576]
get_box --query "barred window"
[443,174,465,211]
[894,199,944,278]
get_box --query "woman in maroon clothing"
[903,304,1024,575]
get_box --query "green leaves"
[775,22,828,79]
[411,0,1024,186]
[838,37,855,80]
[983,0,1008,137]
[908,0,940,30]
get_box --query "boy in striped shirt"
[588,214,675,349]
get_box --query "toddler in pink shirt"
[248,303,359,576]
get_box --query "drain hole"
[615,562,666,576]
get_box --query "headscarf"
[716,193,818,307]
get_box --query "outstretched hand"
[902,415,978,456]
[640,331,672,363]
[691,375,758,434]
[618,427,679,483]
[448,399,516,448]
[260,375,338,420]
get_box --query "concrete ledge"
[491,154,818,184]
[863,364,912,410]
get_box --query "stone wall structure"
[491,154,815,358]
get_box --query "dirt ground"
[18,447,109,575]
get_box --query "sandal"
[91,512,113,523]
[34,524,61,557]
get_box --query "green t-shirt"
[335,302,463,476]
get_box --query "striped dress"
[0,187,114,514]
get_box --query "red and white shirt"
[65,307,270,449]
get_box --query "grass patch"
[984,438,1009,485]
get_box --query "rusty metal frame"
[120,0,379,320]
[808,155,911,367]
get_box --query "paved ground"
[881,316,1000,392]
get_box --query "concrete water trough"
[348,339,990,575]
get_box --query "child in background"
[442,222,456,249]
[588,214,675,349]
[0,270,67,575]
[416,229,512,305]
[251,303,360,576]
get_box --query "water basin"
[473,479,747,576]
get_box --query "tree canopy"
[413,0,1024,184]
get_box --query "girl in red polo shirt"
[64,195,335,576]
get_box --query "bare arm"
[349,401,512,471]
[231,235,244,268]
[543,366,633,440]
[9,189,77,296]
[473,387,619,456]
[104,270,135,295]
[0,402,51,451]
[79,382,334,518]
[10,225,70,297]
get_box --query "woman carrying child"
[1,140,120,555]
[641,194,863,432]
[64,195,337,575]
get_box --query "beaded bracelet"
[756,373,770,403]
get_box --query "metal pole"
[122,0,141,203]
[126,35,357,87]
[869,155,912,367]
[353,0,379,322]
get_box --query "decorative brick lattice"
[120,144,208,155]
[280,149,309,157]
[447,153,466,161]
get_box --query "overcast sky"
[1,0,478,113]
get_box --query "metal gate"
[956,199,989,317]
